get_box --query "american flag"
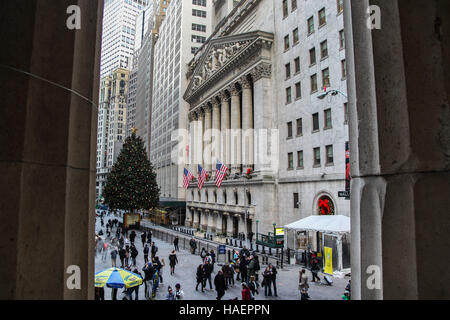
[197,164,207,190]
[183,168,194,189]
[215,161,228,188]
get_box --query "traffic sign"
[218,245,226,254]
[338,191,350,198]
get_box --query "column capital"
[210,98,220,108]
[250,63,272,82]
[218,91,228,102]
[229,84,240,97]
[241,76,252,89]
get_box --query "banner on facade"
[324,246,333,275]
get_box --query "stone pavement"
[95,214,349,300]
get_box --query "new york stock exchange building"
[181,0,350,264]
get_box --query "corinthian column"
[230,85,241,175]
[219,91,230,169]
[204,104,212,174]
[198,108,205,169]
[211,99,221,175]
[241,76,254,172]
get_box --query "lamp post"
[317,89,348,100]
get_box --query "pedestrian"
[151,241,158,259]
[130,268,143,300]
[141,231,147,247]
[240,257,248,284]
[189,238,197,254]
[234,259,241,281]
[147,230,152,244]
[204,262,213,290]
[124,246,130,267]
[214,270,226,300]
[248,275,259,300]
[119,246,126,268]
[210,250,216,272]
[262,266,272,296]
[166,286,176,300]
[175,283,184,300]
[130,244,138,267]
[130,230,136,245]
[95,287,105,300]
[311,256,321,282]
[169,250,178,275]
[153,256,164,284]
[253,255,261,282]
[299,269,309,300]
[110,246,118,268]
[195,264,206,292]
[173,236,179,251]
[102,241,108,262]
[241,282,252,300]
[143,243,149,264]
[222,263,234,288]
[248,231,254,243]
[269,263,278,297]
[200,248,207,261]
[142,262,155,300]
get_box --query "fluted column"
[211,99,221,176]
[241,76,254,172]
[230,85,241,174]
[204,104,212,174]
[198,108,205,169]
[219,91,230,169]
[223,212,231,237]
[216,212,222,234]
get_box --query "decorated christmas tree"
[103,129,160,213]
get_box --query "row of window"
[192,23,206,32]
[282,0,344,20]
[287,145,335,170]
[192,9,206,18]
[192,35,206,43]
[286,109,334,139]
[192,0,206,7]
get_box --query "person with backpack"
[311,256,321,282]
[169,250,178,275]
[143,243,149,264]
[151,242,158,259]
[152,256,163,284]
[189,238,197,254]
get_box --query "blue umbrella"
[95,268,143,289]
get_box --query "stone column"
[346,0,450,300]
[188,113,197,172]
[219,91,231,169]
[216,212,223,234]
[230,85,242,174]
[204,104,212,174]
[198,109,205,169]
[223,212,231,237]
[193,210,199,229]
[201,210,208,231]
[0,0,103,300]
[211,99,221,176]
[250,63,275,174]
[241,76,254,172]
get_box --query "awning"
[284,215,350,235]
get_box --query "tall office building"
[100,0,149,79]
[150,0,213,220]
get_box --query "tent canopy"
[284,215,350,235]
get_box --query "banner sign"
[324,246,333,275]
[275,228,285,236]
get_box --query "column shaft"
[230,87,241,174]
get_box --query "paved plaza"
[95,215,349,301]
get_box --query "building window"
[311,74,318,92]
[337,0,344,14]
[309,47,316,65]
[192,23,206,32]
[191,47,199,54]
[319,8,326,27]
[341,59,347,79]
[288,152,294,169]
[294,193,299,208]
[296,118,303,136]
[284,35,290,51]
[318,195,335,215]
[192,35,206,43]
[223,191,227,204]
[297,150,304,168]
[293,28,299,45]
[324,109,332,129]
[287,122,293,138]
[291,0,297,11]
[282,0,289,18]
[286,87,292,104]
[294,57,300,73]
[307,16,314,34]
[285,63,291,79]
[326,145,334,165]
[314,147,321,166]
[322,68,330,88]
[193,0,207,6]
[312,113,320,131]
[192,9,207,17]
[339,29,345,49]
[295,82,302,99]
[320,40,328,59]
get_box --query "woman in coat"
[169,250,178,275]
[241,283,252,300]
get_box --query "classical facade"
[183,0,350,242]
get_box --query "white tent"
[284,215,350,234]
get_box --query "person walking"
[262,266,272,297]
[166,286,176,300]
[299,269,310,300]
[204,262,213,290]
[214,270,226,300]
[173,236,179,251]
[129,230,136,245]
[143,243,149,264]
[240,257,248,284]
[153,256,164,284]
[222,263,234,288]
[124,246,130,268]
[175,283,184,300]
[269,263,278,297]
[147,230,152,244]
[119,246,126,268]
[189,238,197,254]
[130,244,138,267]
[102,241,108,262]
[142,262,155,300]
[141,231,147,247]
[195,264,206,292]
[210,250,216,272]
[200,248,207,262]
[247,255,256,280]
[110,246,118,268]
[311,256,321,282]
[248,275,259,300]
[241,283,252,300]
[130,268,143,300]
[169,250,178,275]
[151,242,158,259]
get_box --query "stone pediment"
[184,30,273,102]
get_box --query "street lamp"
[317,89,348,100]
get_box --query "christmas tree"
[103,129,160,213]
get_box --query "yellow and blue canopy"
[95,268,143,289]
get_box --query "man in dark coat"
[141,231,147,247]
[129,230,136,245]
[173,236,179,251]
[214,270,226,300]
[151,241,158,259]
[142,262,155,300]
[147,231,152,244]
[269,263,278,297]
[195,264,206,292]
